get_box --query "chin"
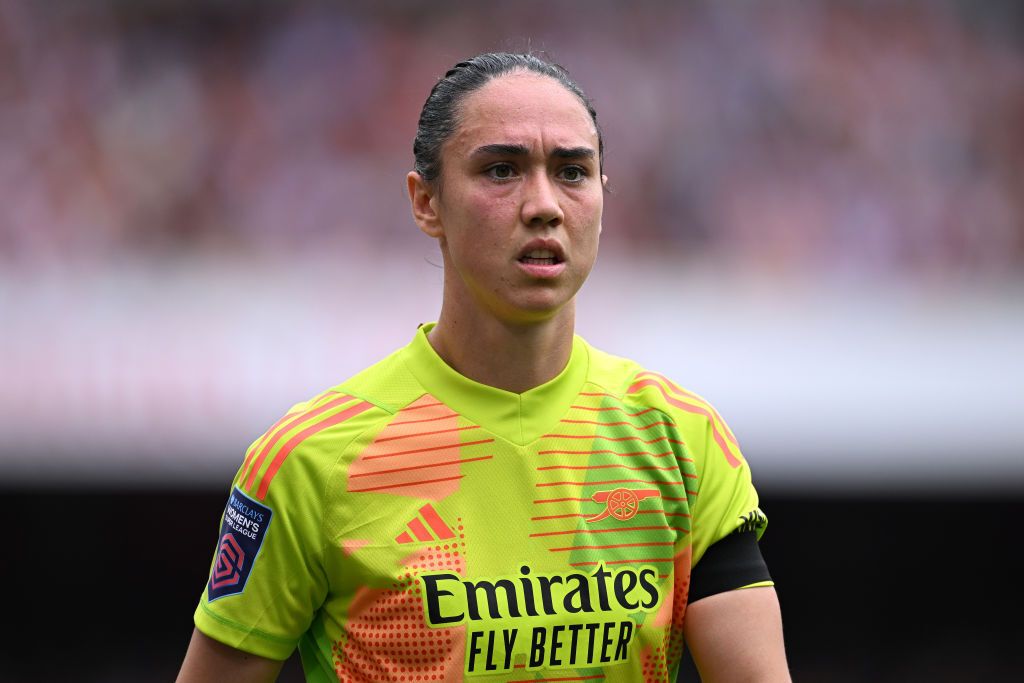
[499,296,573,324]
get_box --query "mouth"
[518,249,563,266]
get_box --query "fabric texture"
[194,323,770,681]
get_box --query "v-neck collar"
[401,323,590,446]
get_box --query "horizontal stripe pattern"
[526,385,696,581]
[530,526,685,538]
[628,373,742,468]
[348,473,465,494]
[569,404,660,417]
[536,464,680,472]
[532,511,690,522]
[569,558,674,567]
[536,478,688,487]
[542,433,685,446]
[559,418,674,430]
[539,448,675,458]
[349,394,491,499]
[549,540,677,551]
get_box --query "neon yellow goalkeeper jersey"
[195,323,769,682]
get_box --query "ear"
[407,171,443,238]
[599,174,609,234]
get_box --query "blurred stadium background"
[1,0,1022,680]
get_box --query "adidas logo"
[395,503,457,544]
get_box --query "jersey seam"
[320,404,406,556]
[197,602,296,646]
[334,386,398,416]
[586,378,683,432]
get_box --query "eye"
[485,163,517,181]
[558,165,588,183]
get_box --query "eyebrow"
[470,143,596,160]
[552,146,595,160]
[471,143,529,158]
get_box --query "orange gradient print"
[348,394,494,499]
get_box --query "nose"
[520,173,564,229]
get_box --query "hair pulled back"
[413,52,603,186]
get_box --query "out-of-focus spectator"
[1,0,1021,277]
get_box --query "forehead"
[448,72,598,155]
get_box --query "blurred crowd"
[1,0,1022,277]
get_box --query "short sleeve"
[193,438,330,660]
[688,406,768,569]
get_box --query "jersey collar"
[402,323,590,446]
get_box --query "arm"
[177,628,285,683]
[683,586,791,683]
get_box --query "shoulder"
[289,339,433,430]
[579,341,645,395]
[335,343,427,413]
[233,344,428,501]
[581,339,742,463]
[582,340,723,422]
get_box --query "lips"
[517,239,565,266]
[516,239,567,279]
[520,249,559,265]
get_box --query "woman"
[179,52,790,682]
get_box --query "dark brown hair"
[413,52,604,185]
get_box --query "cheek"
[449,192,516,250]
[569,194,604,242]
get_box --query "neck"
[427,303,576,394]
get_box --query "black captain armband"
[688,531,772,603]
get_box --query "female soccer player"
[179,53,790,682]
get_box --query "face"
[409,72,605,326]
